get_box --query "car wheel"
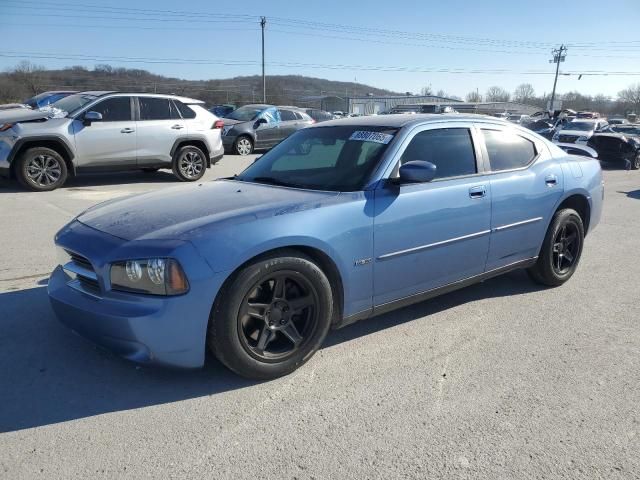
[234,136,254,156]
[172,145,206,182]
[141,167,160,173]
[632,154,640,170]
[527,208,584,287]
[208,251,333,380]
[16,147,68,192]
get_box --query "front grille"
[559,134,579,143]
[77,276,100,293]
[63,249,101,294]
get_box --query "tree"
[466,90,482,103]
[618,83,640,113]
[513,83,535,103]
[420,85,433,96]
[486,86,510,102]
[10,61,44,96]
[436,89,448,98]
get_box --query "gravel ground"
[0,157,638,479]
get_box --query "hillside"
[0,64,401,108]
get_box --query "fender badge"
[354,258,372,266]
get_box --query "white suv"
[0,91,224,191]
[552,118,609,145]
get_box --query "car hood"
[0,108,51,124]
[220,118,248,127]
[77,180,341,241]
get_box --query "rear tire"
[172,145,206,182]
[527,208,584,287]
[632,154,640,170]
[208,251,333,380]
[16,147,68,191]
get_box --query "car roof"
[591,133,627,139]
[238,104,274,109]
[313,113,514,129]
[73,91,204,104]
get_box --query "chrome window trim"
[377,229,491,260]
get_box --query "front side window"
[259,107,280,124]
[139,97,179,121]
[89,97,132,122]
[399,128,477,180]
[236,125,398,191]
[482,129,536,171]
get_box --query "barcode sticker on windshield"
[349,131,394,144]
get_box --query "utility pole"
[548,45,567,114]
[260,16,266,103]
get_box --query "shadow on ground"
[618,189,640,200]
[0,270,541,432]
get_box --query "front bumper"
[47,221,227,368]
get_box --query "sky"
[1,0,639,100]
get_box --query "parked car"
[332,111,346,118]
[0,91,224,191]
[221,104,314,155]
[552,119,609,145]
[587,133,640,169]
[610,124,640,137]
[507,114,532,125]
[608,117,629,125]
[555,143,598,159]
[209,104,236,118]
[526,119,557,139]
[23,91,76,110]
[302,108,333,123]
[48,114,603,379]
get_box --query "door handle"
[545,175,558,187]
[469,185,486,199]
[171,124,185,130]
[120,128,135,134]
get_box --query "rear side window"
[482,130,537,171]
[174,101,196,119]
[400,128,477,179]
[279,110,297,121]
[139,97,180,121]
[89,97,132,122]
[293,111,304,120]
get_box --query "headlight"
[110,258,189,296]
[577,136,588,141]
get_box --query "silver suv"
[0,91,224,191]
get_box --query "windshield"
[226,106,264,122]
[236,125,398,191]
[50,93,98,116]
[562,122,596,132]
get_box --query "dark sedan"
[587,133,640,170]
[221,104,314,155]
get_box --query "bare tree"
[10,61,45,96]
[466,90,482,103]
[436,89,448,98]
[618,83,640,113]
[513,83,535,103]
[420,85,433,96]
[485,86,510,102]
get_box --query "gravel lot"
[0,156,638,479]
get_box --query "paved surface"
[0,157,638,479]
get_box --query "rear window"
[174,101,196,119]
[279,110,297,121]
[482,130,537,171]
[139,97,180,121]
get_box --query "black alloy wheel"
[551,222,581,275]
[208,252,333,380]
[238,271,318,361]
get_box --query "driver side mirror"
[83,111,103,126]
[254,118,267,129]
[397,161,437,184]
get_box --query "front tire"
[172,145,206,182]
[16,147,68,191]
[527,208,584,287]
[208,251,333,380]
[234,136,254,156]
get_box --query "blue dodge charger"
[48,115,603,379]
